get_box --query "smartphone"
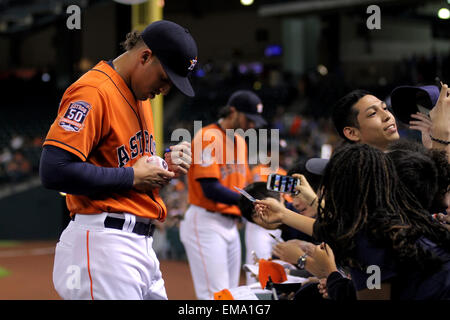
[266,174,300,194]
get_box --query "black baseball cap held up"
[390,85,440,124]
[141,20,198,97]
[305,158,328,176]
[227,90,267,127]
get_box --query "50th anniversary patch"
[59,101,92,132]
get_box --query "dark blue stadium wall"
[0,185,64,240]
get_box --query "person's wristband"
[430,134,450,145]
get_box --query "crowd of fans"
[247,82,450,300]
[151,51,449,265]
[0,66,57,188]
[0,133,43,186]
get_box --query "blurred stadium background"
[0,0,448,299]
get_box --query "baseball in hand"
[146,155,168,170]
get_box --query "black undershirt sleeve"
[198,178,240,205]
[39,145,134,195]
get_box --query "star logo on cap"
[257,103,263,114]
[188,57,197,71]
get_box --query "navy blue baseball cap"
[227,90,267,127]
[305,158,328,175]
[390,85,440,124]
[141,20,198,97]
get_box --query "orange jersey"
[251,164,287,182]
[187,123,251,216]
[43,61,167,220]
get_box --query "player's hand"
[132,156,175,192]
[272,240,305,265]
[164,141,192,177]
[254,198,285,224]
[409,112,432,149]
[291,174,317,207]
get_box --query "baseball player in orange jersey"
[39,20,197,300]
[180,90,266,299]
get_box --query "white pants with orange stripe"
[52,213,167,300]
[179,205,241,300]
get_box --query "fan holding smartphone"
[267,173,321,213]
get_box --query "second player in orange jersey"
[180,90,267,299]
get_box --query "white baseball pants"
[180,205,241,300]
[52,213,167,300]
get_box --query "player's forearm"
[198,178,240,205]
[280,207,315,237]
[40,145,134,195]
